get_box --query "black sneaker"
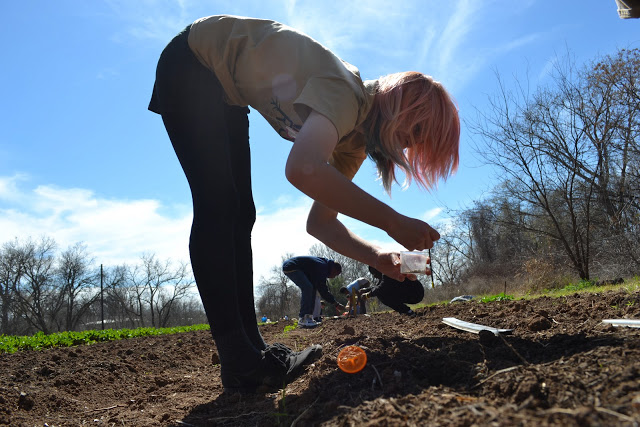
[265,342,294,356]
[221,344,322,393]
[265,342,322,360]
[284,344,322,379]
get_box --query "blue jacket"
[282,256,338,304]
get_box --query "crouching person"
[364,266,424,316]
[340,277,371,315]
[283,256,346,328]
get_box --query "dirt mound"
[1,289,639,426]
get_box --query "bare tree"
[586,48,640,274]
[11,237,61,334]
[257,254,300,320]
[128,254,195,328]
[55,243,101,331]
[102,264,142,329]
[0,236,203,333]
[430,219,472,288]
[154,261,195,327]
[468,49,640,279]
[0,239,25,334]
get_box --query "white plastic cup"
[400,251,428,273]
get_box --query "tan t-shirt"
[187,15,375,179]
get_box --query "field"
[1,288,639,426]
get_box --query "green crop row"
[480,292,515,303]
[0,324,210,354]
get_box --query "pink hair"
[363,71,460,193]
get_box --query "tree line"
[0,237,205,336]
[433,48,640,293]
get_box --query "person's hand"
[335,303,346,312]
[386,214,440,251]
[372,251,418,281]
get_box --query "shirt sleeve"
[329,131,367,180]
[294,78,367,181]
[316,280,337,305]
[293,77,359,141]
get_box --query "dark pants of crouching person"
[368,266,424,314]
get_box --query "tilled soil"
[1,289,639,426]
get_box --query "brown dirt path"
[1,289,639,426]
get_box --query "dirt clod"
[478,329,500,346]
[528,315,553,331]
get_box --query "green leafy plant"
[282,324,296,336]
[480,292,514,303]
[561,279,595,292]
[0,324,210,354]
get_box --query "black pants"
[149,26,262,365]
[373,277,424,314]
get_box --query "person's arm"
[286,111,438,280]
[310,202,406,278]
[315,279,345,312]
[286,111,439,251]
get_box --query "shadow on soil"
[177,332,622,426]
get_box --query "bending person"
[283,256,346,328]
[149,15,459,393]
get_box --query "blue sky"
[0,0,638,284]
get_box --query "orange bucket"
[337,345,367,373]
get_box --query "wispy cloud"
[0,175,190,267]
[0,175,333,283]
[435,0,481,75]
[252,197,318,281]
[104,0,200,43]
[412,0,544,94]
[280,0,410,54]
[537,54,558,83]
[95,0,554,96]
[422,207,443,222]
[100,0,544,93]
[96,68,120,80]
[0,174,28,204]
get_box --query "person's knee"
[406,286,425,304]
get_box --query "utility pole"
[100,264,104,330]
